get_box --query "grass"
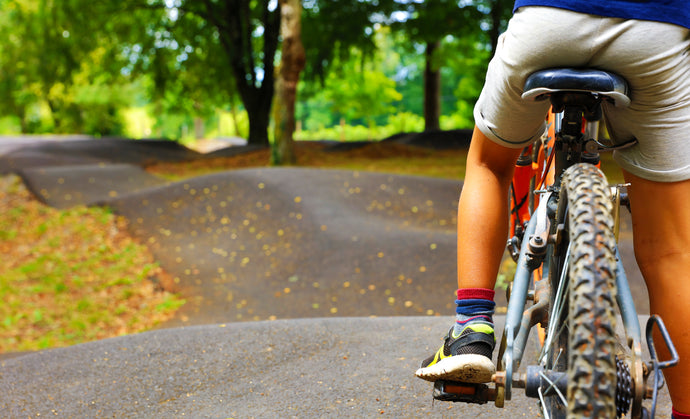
[147,141,469,181]
[0,176,185,353]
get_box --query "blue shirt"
[513,0,690,29]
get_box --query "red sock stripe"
[673,408,690,419]
[457,288,495,301]
[456,315,492,325]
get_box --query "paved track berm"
[0,136,663,417]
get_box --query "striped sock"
[673,408,690,419]
[453,288,495,337]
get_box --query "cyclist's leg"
[415,127,522,382]
[457,127,523,290]
[416,6,580,384]
[623,170,690,413]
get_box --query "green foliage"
[0,116,22,135]
[0,0,145,135]
[295,122,392,142]
[0,0,511,141]
[445,35,492,126]
[387,112,425,133]
[302,0,394,82]
[297,28,403,131]
[296,20,490,134]
[326,67,402,124]
[216,109,249,139]
[390,0,482,43]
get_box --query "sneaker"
[415,323,496,383]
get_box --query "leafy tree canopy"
[0,0,514,141]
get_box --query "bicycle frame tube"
[500,192,551,398]
[615,248,642,343]
[615,246,646,417]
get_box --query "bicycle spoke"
[539,241,572,365]
[552,347,563,370]
[538,386,551,419]
[551,286,571,351]
[552,314,569,350]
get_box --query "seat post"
[562,107,584,140]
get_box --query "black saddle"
[522,68,630,108]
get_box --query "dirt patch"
[146,140,468,181]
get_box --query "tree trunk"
[229,89,242,137]
[488,0,511,58]
[18,106,28,133]
[233,76,274,147]
[489,3,501,58]
[340,117,346,141]
[423,40,441,132]
[212,0,280,147]
[194,117,205,139]
[245,99,272,147]
[272,0,305,165]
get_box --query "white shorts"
[474,7,690,182]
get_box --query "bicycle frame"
[433,68,679,417]
[496,97,675,417]
[497,110,647,406]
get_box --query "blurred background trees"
[0,0,512,149]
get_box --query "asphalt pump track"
[0,136,664,417]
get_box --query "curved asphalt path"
[0,316,541,418]
[0,315,670,417]
[0,136,667,417]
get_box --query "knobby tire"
[543,163,618,418]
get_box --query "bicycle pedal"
[432,380,494,404]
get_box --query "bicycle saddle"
[522,68,630,108]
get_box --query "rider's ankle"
[454,288,495,336]
[673,408,690,419]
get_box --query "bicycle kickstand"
[641,315,679,419]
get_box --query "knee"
[633,244,690,289]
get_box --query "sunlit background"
[0,0,511,144]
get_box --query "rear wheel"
[541,163,618,418]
